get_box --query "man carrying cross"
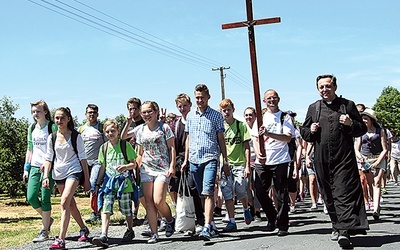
[252,89,295,236]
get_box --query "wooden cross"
[222,0,280,157]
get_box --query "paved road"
[8,184,400,250]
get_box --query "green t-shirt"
[224,119,251,165]
[98,139,137,193]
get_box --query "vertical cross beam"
[222,0,280,157]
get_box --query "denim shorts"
[190,159,217,196]
[89,162,101,191]
[220,165,248,200]
[140,171,170,183]
[54,172,82,185]
[306,167,316,175]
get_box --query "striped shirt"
[186,106,225,164]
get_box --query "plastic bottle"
[220,173,227,188]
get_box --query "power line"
[27,0,257,91]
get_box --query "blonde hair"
[103,119,119,132]
[30,100,51,121]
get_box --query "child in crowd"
[24,100,57,243]
[42,107,90,249]
[91,119,138,248]
[134,101,176,243]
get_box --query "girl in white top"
[24,100,57,243]
[134,101,176,243]
[42,107,90,249]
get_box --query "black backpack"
[31,120,54,135]
[280,112,297,160]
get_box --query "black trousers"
[254,162,290,231]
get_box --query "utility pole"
[212,66,230,100]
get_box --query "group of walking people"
[23,74,397,249]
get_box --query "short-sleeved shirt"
[28,121,57,167]
[135,122,174,176]
[251,110,294,165]
[45,132,87,180]
[78,122,107,165]
[185,106,225,164]
[98,139,137,192]
[391,139,400,159]
[225,119,250,165]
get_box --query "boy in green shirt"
[92,120,138,248]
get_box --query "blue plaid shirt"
[185,106,225,164]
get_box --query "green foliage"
[0,97,29,197]
[372,86,400,132]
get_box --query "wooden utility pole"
[212,66,230,100]
[222,0,280,157]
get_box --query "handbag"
[175,171,196,232]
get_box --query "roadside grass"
[0,192,149,249]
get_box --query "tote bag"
[175,171,196,232]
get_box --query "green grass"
[0,193,148,249]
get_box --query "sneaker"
[394,182,399,186]
[165,219,175,237]
[195,224,203,234]
[147,233,159,244]
[85,212,101,223]
[338,235,351,248]
[78,226,90,242]
[210,227,219,238]
[330,229,339,241]
[317,197,325,205]
[244,209,253,225]
[289,205,296,214]
[323,204,329,214]
[121,229,135,242]
[277,230,288,237]
[158,218,167,232]
[381,187,388,195]
[92,235,109,248]
[183,230,193,236]
[32,230,49,243]
[253,211,262,222]
[310,203,318,210]
[222,214,230,223]
[49,238,65,249]
[199,227,211,241]
[141,227,152,237]
[222,222,237,232]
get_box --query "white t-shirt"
[45,133,87,180]
[391,139,400,159]
[251,110,294,165]
[30,123,52,167]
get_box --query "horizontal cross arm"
[222,17,281,30]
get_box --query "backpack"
[280,112,297,160]
[101,139,129,165]
[31,120,54,135]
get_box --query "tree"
[373,86,400,132]
[0,96,29,197]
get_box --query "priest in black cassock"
[300,74,369,249]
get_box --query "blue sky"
[1,0,399,123]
